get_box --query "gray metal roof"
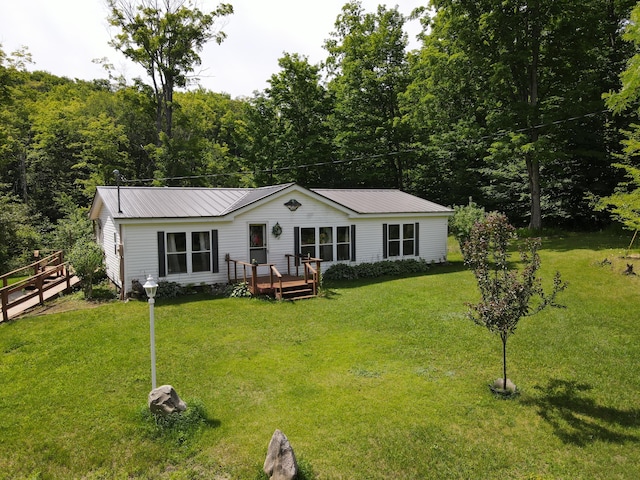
[311,188,453,214]
[91,183,452,219]
[92,184,293,219]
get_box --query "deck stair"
[226,254,322,300]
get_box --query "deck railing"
[227,254,321,299]
[0,251,72,322]
[225,257,283,294]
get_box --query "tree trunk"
[502,333,508,390]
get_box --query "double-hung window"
[385,223,418,258]
[191,231,211,272]
[298,226,352,262]
[164,231,211,275]
[336,226,351,261]
[167,233,188,274]
[300,227,316,259]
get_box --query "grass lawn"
[1,231,639,479]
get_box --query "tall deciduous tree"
[408,0,635,229]
[600,2,640,236]
[325,1,411,189]
[106,0,233,152]
[247,53,332,186]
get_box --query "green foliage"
[49,202,93,254]
[325,2,412,188]
[462,212,567,390]
[596,163,640,232]
[0,192,41,272]
[225,281,251,298]
[247,53,332,186]
[156,280,184,299]
[68,237,104,299]
[407,0,636,228]
[323,258,430,281]
[449,201,487,252]
[107,0,234,162]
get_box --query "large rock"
[148,385,187,416]
[263,429,298,480]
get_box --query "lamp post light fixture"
[143,275,158,390]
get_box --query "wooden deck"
[3,275,80,320]
[1,251,80,322]
[226,255,322,300]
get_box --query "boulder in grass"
[148,385,187,416]
[263,429,298,480]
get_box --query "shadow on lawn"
[538,230,631,253]
[522,379,640,446]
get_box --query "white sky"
[0,0,424,98]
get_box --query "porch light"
[143,275,158,299]
[285,199,301,212]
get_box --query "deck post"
[251,264,258,294]
[36,274,44,306]
[1,288,8,322]
[65,265,71,292]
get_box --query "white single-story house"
[89,183,453,297]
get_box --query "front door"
[249,224,267,264]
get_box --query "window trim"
[384,222,419,258]
[158,229,217,277]
[297,225,353,262]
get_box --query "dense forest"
[1,0,639,272]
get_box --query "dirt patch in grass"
[17,295,111,318]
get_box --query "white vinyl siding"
[97,187,450,295]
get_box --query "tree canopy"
[1,0,640,270]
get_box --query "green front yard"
[1,231,639,479]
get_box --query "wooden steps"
[251,275,317,301]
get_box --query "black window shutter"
[294,227,300,266]
[350,225,356,262]
[415,222,420,257]
[211,229,219,273]
[382,224,388,259]
[157,231,166,277]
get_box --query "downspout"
[119,223,125,301]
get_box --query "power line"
[119,109,609,185]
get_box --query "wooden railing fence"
[0,251,73,322]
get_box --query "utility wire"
[119,109,609,185]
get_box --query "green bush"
[449,201,487,252]
[322,263,357,281]
[324,258,431,281]
[225,282,251,298]
[156,280,184,299]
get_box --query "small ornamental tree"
[68,237,105,299]
[462,212,566,393]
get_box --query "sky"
[0,0,424,98]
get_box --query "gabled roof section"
[311,188,453,214]
[91,184,294,219]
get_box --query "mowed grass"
[1,231,640,479]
